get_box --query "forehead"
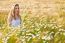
[15,6,19,8]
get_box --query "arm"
[7,11,12,26]
[19,15,22,28]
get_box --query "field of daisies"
[0,8,65,43]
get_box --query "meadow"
[0,8,65,43]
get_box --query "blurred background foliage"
[0,0,65,43]
[0,9,65,43]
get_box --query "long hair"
[7,4,20,26]
[13,4,20,19]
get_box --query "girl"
[7,4,21,27]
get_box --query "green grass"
[0,10,65,43]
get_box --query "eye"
[15,7,19,9]
[15,8,17,9]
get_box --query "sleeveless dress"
[11,18,21,27]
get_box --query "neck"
[14,14,20,20]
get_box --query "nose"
[16,8,19,11]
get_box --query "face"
[14,6,19,15]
